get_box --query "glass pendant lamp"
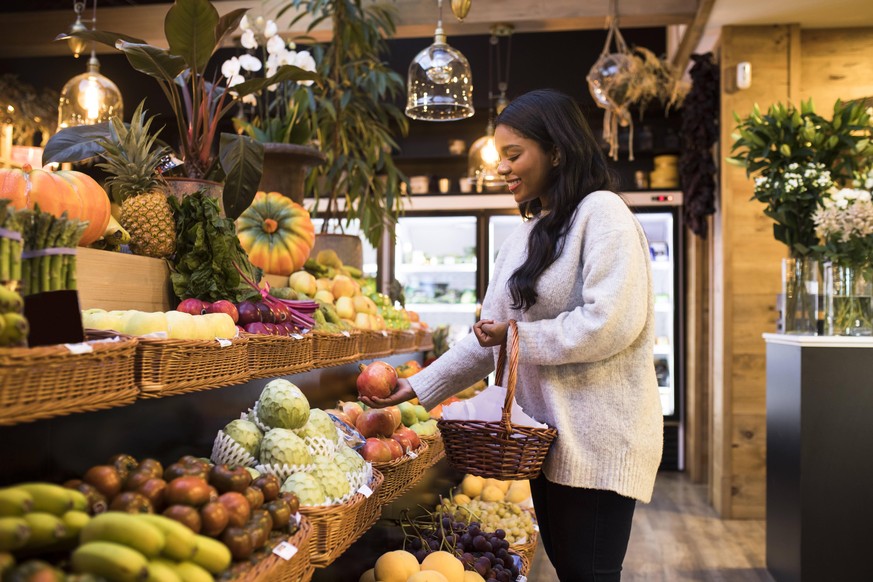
[405,0,474,121]
[57,0,123,129]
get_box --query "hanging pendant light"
[405,0,474,122]
[57,0,123,129]
[467,24,512,192]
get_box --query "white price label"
[533,524,540,532]
[272,541,298,561]
[341,330,351,338]
[358,484,373,498]
[406,450,418,459]
[294,512,302,525]
[64,342,94,355]
[381,330,388,337]
[216,337,232,347]
[292,334,304,340]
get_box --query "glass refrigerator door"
[395,216,478,329]
[634,212,677,417]
[488,214,524,283]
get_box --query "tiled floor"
[527,472,773,581]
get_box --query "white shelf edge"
[762,333,873,348]
[406,303,478,313]
[396,263,477,273]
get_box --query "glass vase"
[825,264,873,336]
[781,256,820,335]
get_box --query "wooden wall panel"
[713,25,873,519]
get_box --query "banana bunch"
[90,215,131,252]
[0,285,28,348]
[304,251,363,280]
[69,513,231,582]
[0,483,90,554]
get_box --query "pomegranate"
[338,401,363,425]
[356,361,398,399]
[355,408,397,438]
[359,438,393,463]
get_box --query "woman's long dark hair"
[496,89,617,311]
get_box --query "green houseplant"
[46,0,318,219]
[279,0,408,248]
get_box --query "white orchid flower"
[239,54,262,72]
[264,19,278,38]
[267,34,286,56]
[241,29,257,50]
[242,94,257,106]
[254,16,266,33]
[279,50,297,67]
[240,15,251,32]
[294,51,317,85]
[227,74,245,89]
[221,57,241,79]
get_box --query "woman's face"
[495,124,554,208]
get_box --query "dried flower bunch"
[814,170,873,267]
[225,15,320,145]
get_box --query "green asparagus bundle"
[19,205,89,296]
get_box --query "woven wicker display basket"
[0,333,139,426]
[517,551,531,576]
[300,468,384,568]
[311,330,359,368]
[509,513,539,570]
[417,432,445,469]
[371,440,430,505]
[358,329,392,359]
[244,331,313,380]
[390,330,418,354]
[235,516,314,582]
[437,320,557,480]
[416,329,434,352]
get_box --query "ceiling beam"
[670,0,717,71]
[0,0,697,58]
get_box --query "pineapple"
[97,101,176,258]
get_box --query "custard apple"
[281,472,325,506]
[296,408,340,443]
[312,456,352,500]
[334,444,366,475]
[257,379,310,429]
[223,419,263,457]
[259,428,313,467]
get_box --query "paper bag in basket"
[441,384,548,428]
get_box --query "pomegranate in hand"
[356,361,398,399]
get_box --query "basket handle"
[493,319,519,436]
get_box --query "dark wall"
[0,26,678,188]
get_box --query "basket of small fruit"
[438,320,558,480]
[232,515,314,582]
[0,326,139,426]
[390,329,418,353]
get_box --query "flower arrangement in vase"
[730,98,873,333]
[814,171,873,335]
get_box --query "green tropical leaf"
[43,123,113,164]
[219,133,264,220]
[116,41,187,83]
[165,0,219,74]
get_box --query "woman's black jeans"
[530,474,636,581]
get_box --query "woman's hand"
[360,378,416,408]
[473,319,508,347]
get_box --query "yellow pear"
[316,277,333,291]
[166,311,197,339]
[480,485,504,502]
[460,475,485,498]
[505,480,532,504]
[335,296,356,320]
[331,275,356,298]
[126,311,168,336]
[288,271,317,297]
[353,312,372,330]
[201,313,237,339]
[314,289,335,304]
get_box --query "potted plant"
[279,0,409,255]
[44,0,318,219]
[222,14,325,202]
[729,98,873,333]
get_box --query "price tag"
[341,330,351,338]
[357,484,373,498]
[406,449,418,459]
[292,334,304,340]
[533,524,540,532]
[64,342,93,354]
[272,541,298,561]
[216,338,232,347]
[294,512,302,525]
[381,330,388,337]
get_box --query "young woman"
[363,89,663,581]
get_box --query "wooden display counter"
[763,334,873,582]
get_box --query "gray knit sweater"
[408,190,663,502]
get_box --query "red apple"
[177,298,206,316]
[356,361,398,399]
[237,301,261,325]
[208,300,239,324]
[359,438,393,462]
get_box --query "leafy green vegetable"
[168,191,262,302]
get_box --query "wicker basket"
[358,330,392,359]
[510,513,539,570]
[311,330,359,369]
[300,469,384,568]
[244,331,313,380]
[418,433,445,469]
[415,329,434,352]
[0,333,139,426]
[371,441,430,505]
[437,320,557,480]
[235,517,314,582]
[390,330,418,354]
[130,335,251,397]
[516,551,531,576]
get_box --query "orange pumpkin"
[236,192,315,276]
[0,164,111,246]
